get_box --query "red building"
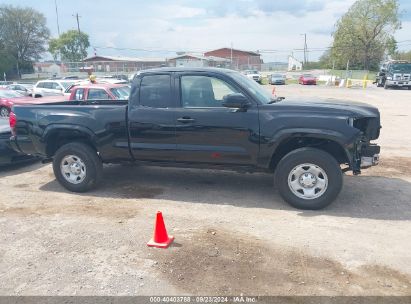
[204,48,263,71]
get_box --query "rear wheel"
[0,107,10,118]
[53,142,103,192]
[274,148,343,210]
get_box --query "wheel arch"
[268,135,350,172]
[43,125,98,158]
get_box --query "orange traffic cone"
[147,211,174,248]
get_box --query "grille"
[393,73,410,81]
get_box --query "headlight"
[386,76,392,80]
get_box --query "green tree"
[49,30,90,62]
[0,5,50,78]
[394,50,411,61]
[330,0,401,70]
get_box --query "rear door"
[174,72,260,165]
[128,73,177,161]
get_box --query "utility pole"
[73,13,81,35]
[54,0,60,36]
[300,33,307,64]
[72,13,85,62]
[230,42,233,69]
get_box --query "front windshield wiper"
[268,97,285,104]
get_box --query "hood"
[274,97,379,118]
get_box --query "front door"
[128,74,177,162]
[174,73,260,165]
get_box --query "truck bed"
[11,100,131,161]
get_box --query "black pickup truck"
[9,68,381,209]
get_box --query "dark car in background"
[0,118,35,165]
[268,74,286,85]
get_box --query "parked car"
[32,80,78,97]
[63,75,80,80]
[0,88,63,117]
[298,74,317,85]
[0,89,25,117]
[10,68,381,210]
[6,83,33,96]
[243,70,262,83]
[0,118,35,165]
[268,74,286,85]
[68,83,131,101]
[0,81,13,88]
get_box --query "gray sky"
[2,0,411,62]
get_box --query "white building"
[288,56,303,71]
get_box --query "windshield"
[272,74,283,78]
[110,86,130,99]
[245,70,259,74]
[390,64,411,72]
[60,82,74,89]
[0,90,24,98]
[230,72,272,104]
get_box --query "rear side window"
[74,88,85,100]
[43,82,53,89]
[87,89,110,100]
[51,82,61,90]
[139,75,171,108]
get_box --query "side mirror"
[222,93,250,109]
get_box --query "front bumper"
[386,80,410,86]
[360,144,380,168]
[351,142,380,174]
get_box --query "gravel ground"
[0,84,410,296]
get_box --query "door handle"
[177,117,195,123]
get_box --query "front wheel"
[274,148,343,210]
[52,142,103,192]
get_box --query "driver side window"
[181,75,238,108]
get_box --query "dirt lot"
[0,84,411,296]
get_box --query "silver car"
[268,74,286,85]
[6,84,33,96]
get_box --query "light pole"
[72,13,85,62]
[54,0,60,36]
[300,33,307,64]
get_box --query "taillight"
[9,111,17,136]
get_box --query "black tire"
[0,106,10,118]
[384,83,390,90]
[274,148,343,210]
[52,142,103,192]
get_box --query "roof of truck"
[71,83,129,89]
[139,67,235,74]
